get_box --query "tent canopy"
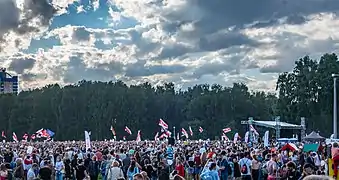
[304,131,325,141]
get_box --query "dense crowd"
[0,140,334,180]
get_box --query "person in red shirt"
[332,143,339,178]
[175,159,185,177]
[194,152,202,179]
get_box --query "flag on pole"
[136,130,141,142]
[222,128,232,133]
[12,132,18,142]
[154,132,159,141]
[124,126,132,135]
[159,133,168,139]
[31,134,36,140]
[110,126,116,136]
[159,119,169,129]
[22,133,28,140]
[250,125,259,135]
[181,128,189,139]
[1,131,6,138]
[189,126,193,136]
[199,127,203,133]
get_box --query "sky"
[1,0,339,92]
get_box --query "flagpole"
[173,126,176,138]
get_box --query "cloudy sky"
[1,0,339,91]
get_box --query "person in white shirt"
[27,163,38,180]
[55,156,65,180]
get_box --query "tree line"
[0,53,338,140]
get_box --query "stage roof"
[253,120,302,129]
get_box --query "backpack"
[241,160,248,174]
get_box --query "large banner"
[85,131,91,151]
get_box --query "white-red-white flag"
[136,130,141,142]
[1,131,6,138]
[12,132,18,142]
[199,127,203,133]
[249,125,259,135]
[31,134,36,140]
[189,126,193,136]
[124,126,132,135]
[158,119,168,129]
[181,128,189,139]
[22,133,28,140]
[159,133,168,139]
[223,128,232,133]
[110,126,116,136]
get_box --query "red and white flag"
[158,119,168,129]
[124,126,132,135]
[223,128,232,133]
[31,134,36,140]
[154,132,159,141]
[159,133,168,139]
[189,126,193,136]
[110,126,116,136]
[36,128,43,134]
[221,133,229,141]
[199,127,203,133]
[22,133,28,140]
[136,130,141,142]
[123,136,126,141]
[1,131,6,138]
[250,125,259,135]
[181,128,189,139]
[12,132,18,142]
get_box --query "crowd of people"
[0,140,335,180]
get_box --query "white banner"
[244,131,249,143]
[233,133,239,144]
[264,131,269,147]
[85,131,91,151]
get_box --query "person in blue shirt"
[218,151,229,180]
[200,162,219,180]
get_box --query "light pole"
[173,126,176,139]
[333,74,339,139]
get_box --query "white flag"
[85,131,91,151]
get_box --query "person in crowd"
[299,163,315,180]
[55,156,64,180]
[13,158,24,180]
[27,163,38,180]
[88,156,100,180]
[107,161,124,180]
[127,160,140,180]
[0,164,8,180]
[239,152,251,180]
[39,159,52,180]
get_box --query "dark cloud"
[8,57,36,74]
[125,60,187,78]
[0,0,58,49]
[63,55,123,83]
[198,32,260,52]
[259,65,283,73]
[72,27,91,41]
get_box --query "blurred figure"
[27,163,38,180]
